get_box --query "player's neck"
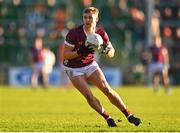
[83,25,96,35]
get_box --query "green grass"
[0,86,180,132]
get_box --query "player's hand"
[77,44,94,56]
[99,43,110,55]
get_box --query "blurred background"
[0,0,179,86]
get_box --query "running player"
[62,6,141,127]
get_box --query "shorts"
[148,62,169,74]
[63,61,100,78]
[35,62,43,72]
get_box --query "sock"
[122,109,132,118]
[101,111,111,120]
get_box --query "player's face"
[83,13,98,28]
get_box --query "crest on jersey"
[78,41,84,45]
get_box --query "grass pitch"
[0,86,180,132]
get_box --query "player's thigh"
[70,75,93,97]
[87,68,110,90]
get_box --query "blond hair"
[83,7,99,16]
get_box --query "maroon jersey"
[31,47,43,63]
[149,44,166,63]
[63,25,110,68]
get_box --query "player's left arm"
[99,30,115,58]
[104,41,115,58]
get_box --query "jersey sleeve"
[101,31,110,44]
[64,29,76,47]
[96,28,110,45]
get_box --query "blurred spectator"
[53,8,66,31]
[25,4,47,37]
[162,26,174,46]
[139,47,149,67]
[17,24,27,46]
[0,25,5,45]
[82,0,92,7]
[152,10,160,37]
[129,7,145,23]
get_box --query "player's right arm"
[63,28,94,59]
[63,44,79,60]
[63,43,94,59]
[63,29,79,60]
